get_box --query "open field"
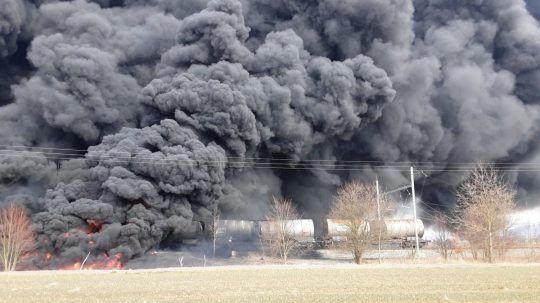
[1,264,539,303]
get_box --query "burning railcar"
[209,218,427,249]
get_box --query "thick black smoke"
[32,119,227,263]
[1,0,540,266]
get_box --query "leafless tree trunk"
[496,228,515,260]
[456,165,516,263]
[207,205,221,257]
[456,223,482,261]
[330,181,384,264]
[262,197,301,263]
[433,211,451,261]
[0,204,34,271]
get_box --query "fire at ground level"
[1,263,539,303]
[23,215,540,270]
[27,218,429,270]
[18,238,540,270]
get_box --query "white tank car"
[210,218,424,248]
[383,219,424,239]
[216,220,259,241]
[325,219,370,241]
[259,219,315,242]
[324,219,425,241]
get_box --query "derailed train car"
[213,218,426,248]
[216,219,315,243]
[259,219,315,243]
[385,219,428,248]
[324,219,427,248]
[216,220,260,241]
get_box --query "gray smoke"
[32,119,227,264]
[1,0,540,266]
[2,0,182,144]
[0,0,27,57]
[0,0,34,106]
[359,0,540,202]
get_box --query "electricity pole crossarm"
[383,184,412,195]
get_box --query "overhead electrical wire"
[1,153,539,171]
[2,143,540,165]
[2,144,540,171]
[0,152,417,172]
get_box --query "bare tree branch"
[433,211,451,261]
[329,181,387,264]
[261,197,301,263]
[207,205,221,257]
[0,204,34,271]
[456,165,516,263]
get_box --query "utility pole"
[376,176,381,263]
[410,166,420,257]
[526,200,533,257]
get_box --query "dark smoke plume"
[1,0,540,266]
[32,119,227,263]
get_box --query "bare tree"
[0,204,34,271]
[456,165,516,263]
[207,205,221,257]
[261,197,300,263]
[496,228,514,260]
[433,211,451,261]
[456,223,482,260]
[330,181,380,264]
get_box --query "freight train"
[212,218,428,249]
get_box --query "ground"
[1,263,539,303]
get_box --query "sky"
[526,0,540,19]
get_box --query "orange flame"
[58,253,123,270]
[60,261,81,270]
[85,220,104,234]
[85,253,123,270]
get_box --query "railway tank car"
[215,219,315,243]
[324,219,427,248]
[259,219,315,242]
[216,220,260,241]
[384,219,424,239]
[324,219,370,241]
[211,218,426,248]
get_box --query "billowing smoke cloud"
[362,0,540,203]
[0,0,34,106]
[2,0,182,145]
[0,0,27,57]
[1,0,540,266]
[32,119,227,264]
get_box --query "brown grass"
[0,263,539,303]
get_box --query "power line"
[0,152,416,171]
[4,144,540,172]
[3,143,540,166]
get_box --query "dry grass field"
[1,263,539,303]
